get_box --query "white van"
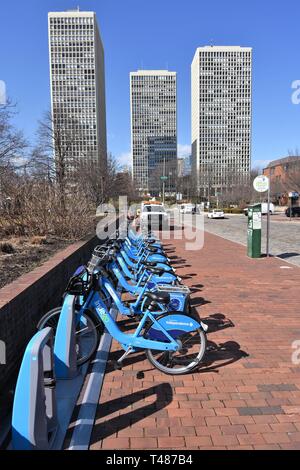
[244,203,275,216]
[180,203,199,214]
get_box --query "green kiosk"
[247,203,262,258]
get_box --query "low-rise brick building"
[263,156,300,205]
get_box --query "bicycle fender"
[147,314,202,341]
[151,272,177,284]
[148,254,168,263]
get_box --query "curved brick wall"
[0,216,118,410]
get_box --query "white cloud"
[0,80,6,105]
[117,151,132,168]
[177,143,191,159]
[252,159,271,169]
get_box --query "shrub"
[222,207,244,214]
[0,242,15,254]
[30,236,47,245]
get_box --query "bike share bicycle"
[37,227,207,375]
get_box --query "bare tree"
[283,150,300,193]
[217,166,260,207]
[29,109,81,210]
[0,100,27,168]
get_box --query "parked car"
[207,209,225,219]
[244,203,275,216]
[285,206,300,217]
[140,204,169,228]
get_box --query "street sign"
[160,176,168,181]
[253,175,269,193]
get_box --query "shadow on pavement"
[90,383,173,443]
[196,340,249,374]
[277,252,300,259]
[190,296,211,308]
[201,313,235,332]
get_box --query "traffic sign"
[160,176,168,180]
[253,175,269,193]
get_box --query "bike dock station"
[10,295,94,450]
[8,289,119,450]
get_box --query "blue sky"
[1,0,300,168]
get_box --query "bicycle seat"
[146,266,169,276]
[145,291,170,304]
[147,246,162,253]
[140,260,157,267]
[145,239,157,245]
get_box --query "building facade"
[130,70,177,194]
[48,10,107,175]
[263,156,300,204]
[191,46,252,199]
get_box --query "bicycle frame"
[73,290,180,352]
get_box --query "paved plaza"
[89,224,300,450]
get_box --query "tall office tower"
[191,46,252,198]
[130,70,177,194]
[48,9,107,176]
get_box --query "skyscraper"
[130,70,177,194]
[191,46,252,198]
[48,9,107,175]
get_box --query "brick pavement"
[90,226,300,450]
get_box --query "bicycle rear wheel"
[37,307,102,366]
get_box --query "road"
[196,213,300,267]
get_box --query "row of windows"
[50,17,93,23]
[51,63,94,70]
[51,53,94,59]
[199,68,251,73]
[51,45,94,54]
[52,80,95,86]
[132,76,175,81]
[51,61,94,67]
[50,35,94,42]
[51,41,94,47]
[50,24,94,30]
[199,51,251,56]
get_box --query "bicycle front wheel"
[145,327,206,375]
[37,307,102,366]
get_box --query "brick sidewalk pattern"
[90,227,300,450]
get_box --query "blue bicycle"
[37,258,207,375]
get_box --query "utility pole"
[162,156,166,205]
[266,181,270,257]
[207,161,211,208]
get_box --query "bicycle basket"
[87,247,111,273]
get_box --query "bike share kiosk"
[247,203,262,258]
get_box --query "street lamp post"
[162,156,166,204]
